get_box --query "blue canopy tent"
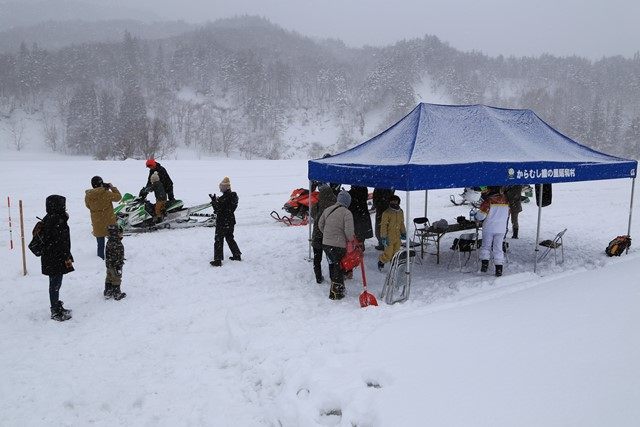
[308,103,637,287]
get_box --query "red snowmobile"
[270,188,319,226]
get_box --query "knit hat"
[219,176,231,192]
[146,159,157,168]
[150,171,160,183]
[337,190,351,208]
[91,176,103,188]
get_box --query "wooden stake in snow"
[7,196,14,250]
[19,200,27,276]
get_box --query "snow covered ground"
[1,158,638,426]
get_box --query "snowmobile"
[115,192,216,233]
[271,187,376,226]
[270,188,319,226]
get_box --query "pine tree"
[66,83,98,155]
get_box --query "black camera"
[102,182,111,189]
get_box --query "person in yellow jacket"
[378,195,406,270]
[85,176,122,259]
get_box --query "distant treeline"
[0,16,638,159]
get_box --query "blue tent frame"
[307,103,637,293]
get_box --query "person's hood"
[318,185,337,209]
[46,195,66,215]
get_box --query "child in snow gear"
[605,235,631,256]
[378,195,406,271]
[40,195,74,321]
[141,171,167,223]
[105,224,126,300]
[146,159,175,201]
[372,188,395,250]
[85,176,122,259]
[311,185,337,283]
[210,176,242,267]
[318,190,355,300]
[475,187,509,276]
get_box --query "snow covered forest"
[1,15,640,160]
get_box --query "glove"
[400,232,406,240]
[346,239,358,253]
[139,187,148,198]
[381,237,388,247]
[115,269,122,277]
[209,193,217,203]
[64,259,73,268]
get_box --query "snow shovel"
[359,255,378,307]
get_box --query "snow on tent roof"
[308,103,637,191]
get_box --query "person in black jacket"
[145,158,175,201]
[310,185,337,283]
[372,187,395,250]
[41,195,74,321]
[348,185,373,245]
[209,176,241,267]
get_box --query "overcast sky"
[97,0,638,58]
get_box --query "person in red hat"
[145,159,175,201]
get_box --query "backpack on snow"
[605,235,631,257]
[28,218,45,257]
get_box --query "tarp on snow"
[308,103,637,191]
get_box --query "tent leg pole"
[308,180,313,261]
[534,184,544,273]
[424,190,428,219]
[406,191,411,277]
[627,177,636,254]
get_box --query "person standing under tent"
[377,195,406,271]
[310,185,336,284]
[504,185,523,239]
[41,195,75,322]
[85,176,122,260]
[475,186,510,277]
[372,187,395,250]
[318,190,355,300]
[145,159,175,201]
[209,176,242,267]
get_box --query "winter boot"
[50,303,71,322]
[329,282,345,300]
[229,254,242,261]
[112,285,127,301]
[480,259,489,273]
[58,301,72,315]
[104,283,114,299]
[512,227,519,239]
[316,275,324,284]
[495,265,503,277]
[345,270,353,280]
[377,261,385,271]
[210,260,222,267]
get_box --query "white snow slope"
[1,159,638,427]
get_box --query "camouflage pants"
[105,267,122,286]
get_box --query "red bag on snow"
[341,240,363,271]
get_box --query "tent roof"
[308,103,637,191]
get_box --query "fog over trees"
[1,16,639,159]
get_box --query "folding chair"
[537,228,567,265]
[447,232,480,272]
[412,217,438,257]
